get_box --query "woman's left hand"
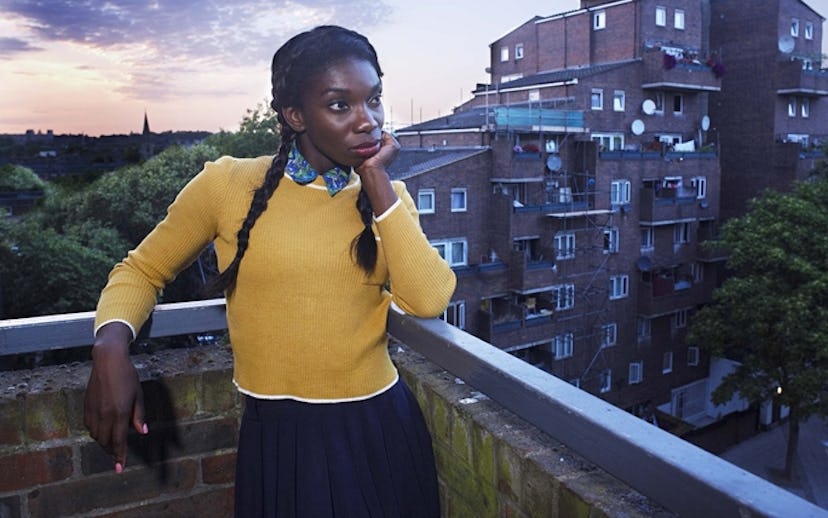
[355,131,400,178]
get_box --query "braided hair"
[205,26,383,295]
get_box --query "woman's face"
[284,58,384,172]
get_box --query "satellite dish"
[636,256,652,272]
[631,119,645,136]
[778,35,795,54]
[642,99,656,115]
[546,154,562,171]
[701,115,710,131]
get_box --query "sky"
[1,0,827,136]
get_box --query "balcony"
[776,60,828,96]
[641,50,722,93]
[1,301,823,517]
[639,186,709,223]
[508,250,557,292]
[637,272,705,317]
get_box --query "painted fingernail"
[142,423,148,434]
[115,462,123,474]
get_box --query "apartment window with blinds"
[555,232,576,259]
[610,180,631,205]
[629,361,644,384]
[418,189,435,214]
[655,6,666,26]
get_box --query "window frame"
[805,21,814,40]
[692,176,707,199]
[801,98,810,118]
[554,284,575,311]
[610,179,631,205]
[593,10,606,30]
[515,43,524,59]
[628,361,643,384]
[591,88,604,110]
[673,309,688,329]
[687,346,700,366]
[674,222,691,244]
[431,238,468,267]
[592,133,624,152]
[637,317,651,341]
[613,90,625,112]
[417,189,435,214]
[601,322,618,348]
[641,226,654,251]
[791,18,800,37]
[788,98,797,117]
[500,46,509,62]
[609,275,630,300]
[553,332,574,360]
[662,352,673,374]
[672,93,683,115]
[442,300,466,329]
[655,6,666,27]
[450,187,468,212]
[600,369,612,393]
[555,232,576,260]
[603,227,620,254]
[674,9,685,30]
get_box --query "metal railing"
[1,300,824,517]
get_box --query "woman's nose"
[354,106,380,132]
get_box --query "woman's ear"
[282,107,306,133]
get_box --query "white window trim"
[591,88,604,110]
[637,317,651,340]
[654,92,665,114]
[691,176,707,199]
[805,21,814,40]
[593,133,625,152]
[613,90,625,112]
[443,300,466,329]
[792,18,800,37]
[674,222,691,244]
[604,227,620,254]
[555,232,576,260]
[611,179,631,205]
[515,43,524,59]
[600,369,612,393]
[655,6,666,26]
[555,284,575,311]
[788,98,797,117]
[609,275,629,300]
[674,9,685,30]
[593,10,606,30]
[450,187,468,212]
[672,93,683,115]
[629,361,644,384]
[801,98,810,118]
[418,189,435,214]
[500,46,509,62]
[641,227,654,251]
[673,309,688,329]
[431,238,468,267]
[601,322,618,348]
[662,352,673,374]
[553,332,574,360]
[687,346,700,366]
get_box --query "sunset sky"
[1,0,827,136]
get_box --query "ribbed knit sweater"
[94,155,456,401]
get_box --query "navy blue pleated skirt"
[234,379,440,517]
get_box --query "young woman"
[84,25,455,517]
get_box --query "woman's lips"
[351,141,381,158]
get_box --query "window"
[613,90,625,111]
[600,369,612,393]
[629,362,643,384]
[672,309,688,329]
[805,21,814,40]
[528,89,540,102]
[442,301,466,329]
[673,94,683,114]
[637,317,651,341]
[674,9,685,29]
[691,262,704,283]
[417,189,435,214]
[553,333,574,360]
[603,227,619,254]
[591,88,604,110]
[674,222,690,244]
[515,43,524,59]
[592,133,624,151]
[593,10,606,30]
[610,275,629,300]
[802,59,813,71]
[555,232,576,259]
[554,284,575,311]
[601,323,618,348]
[654,92,665,113]
[662,352,673,374]
[691,176,707,199]
[611,180,631,205]
[801,98,810,118]
[500,46,509,62]
[655,6,666,26]
[791,18,799,37]
[641,227,654,251]
[431,238,468,266]
[788,98,797,117]
[570,378,581,389]
[687,346,699,366]
[451,188,467,212]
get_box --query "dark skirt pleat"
[234,380,440,518]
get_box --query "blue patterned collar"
[285,143,351,196]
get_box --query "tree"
[0,164,45,191]
[205,102,280,158]
[687,177,828,480]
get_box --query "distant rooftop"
[387,147,488,180]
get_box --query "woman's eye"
[329,101,349,111]
[369,94,383,106]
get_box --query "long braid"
[204,123,295,295]
[352,188,378,274]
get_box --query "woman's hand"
[354,131,400,215]
[83,322,147,473]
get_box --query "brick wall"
[0,342,669,517]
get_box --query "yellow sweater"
[95,155,456,401]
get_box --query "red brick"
[201,452,236,485]
[97,486,234,518]
[0,447,72,492]
[0,397,23,447]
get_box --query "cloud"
[2,0,392,66]
[0,36,42,55]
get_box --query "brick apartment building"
[387,0,826,426]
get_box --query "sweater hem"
[232,370,399,403]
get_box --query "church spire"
[142,110,151,135]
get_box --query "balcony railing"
[1,301,824,517]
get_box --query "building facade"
[391,0,825,425]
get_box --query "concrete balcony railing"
[641,50,722,92]
[639,188,712,223]
[776,60,828,95]
[2,300,825,517]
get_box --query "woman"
[84,25,455,517]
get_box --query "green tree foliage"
[205,102,279,158]
[687,177,828,479]
[0,164,45,191]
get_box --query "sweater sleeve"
[374,182,456,318]
[93,157,231,336]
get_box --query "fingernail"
[115,462,123,474]
[142,423,149,434]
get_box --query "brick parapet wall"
[0,342,669,517]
